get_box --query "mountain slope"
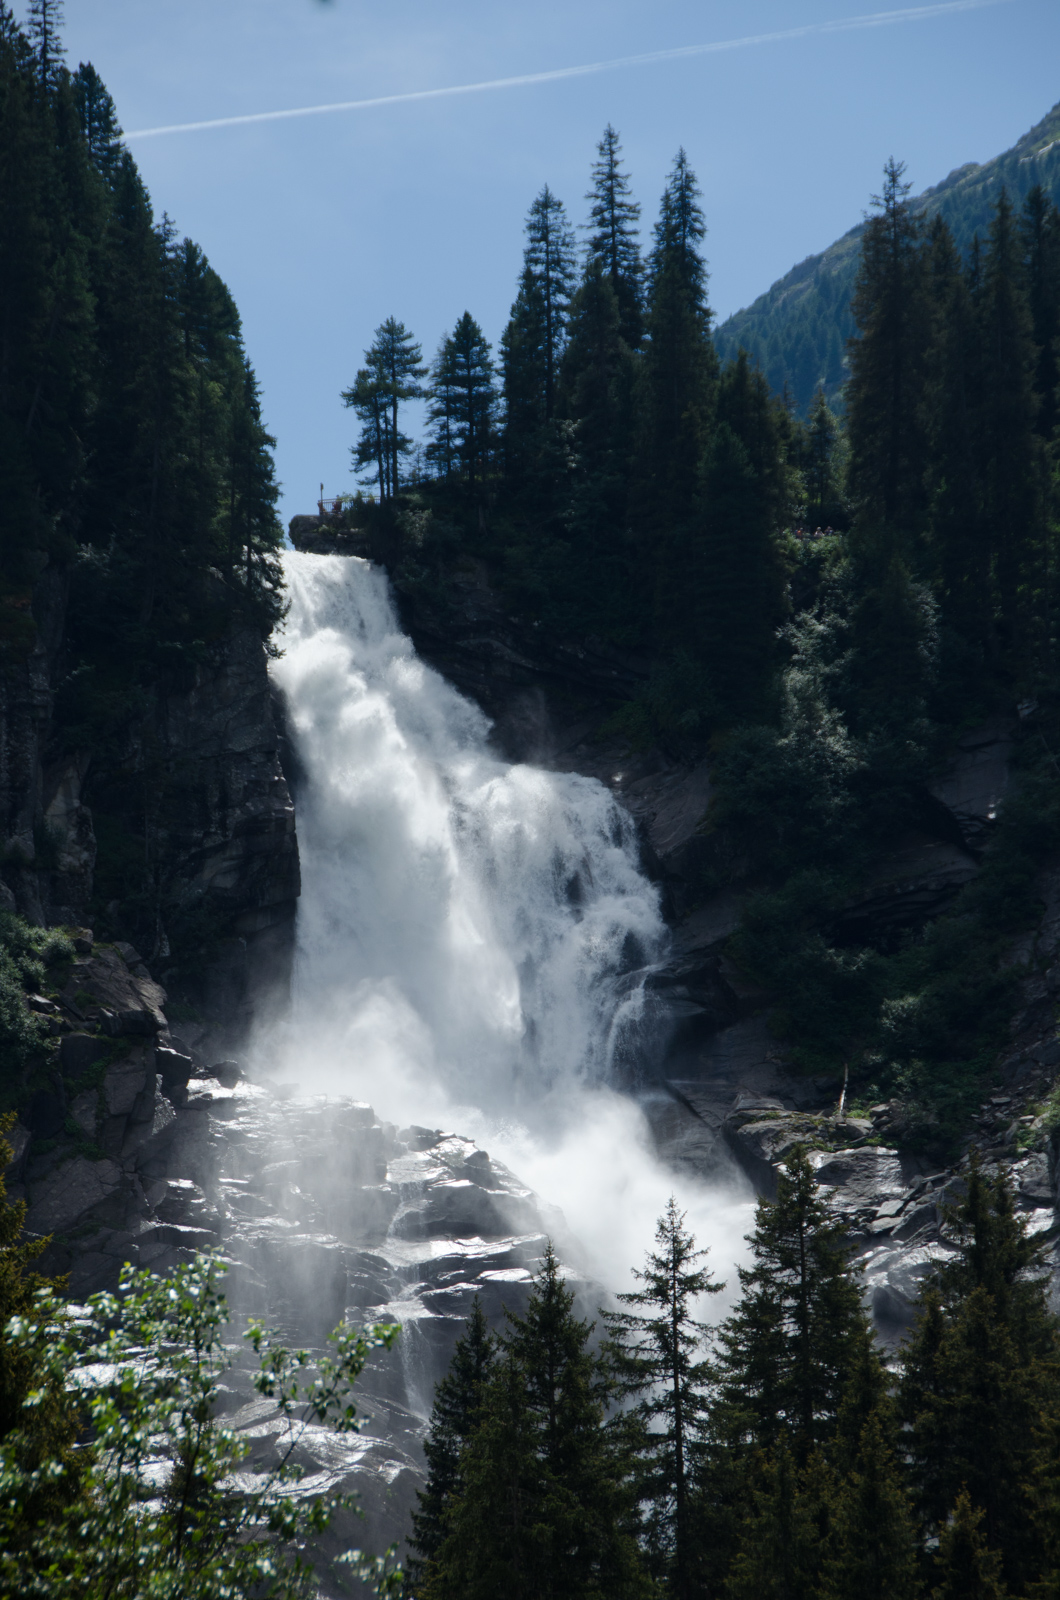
[715,98,1060,412]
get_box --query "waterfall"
[262,551,750,1292]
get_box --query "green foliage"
[0,913,71,1083]
[1,1250,402,1598]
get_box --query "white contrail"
[125,0,1013,141]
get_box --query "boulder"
[809,1146,906,1212]
[26,1154,123,1235]
[62,945,167,1031]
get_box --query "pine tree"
[931,1491,1008,1600]
[500,187,577,501]
[407,1300,496,1593]
[427,312,496,498]
[25,0,63,88]
[639,149,718,539]
[716,1147,871,1462]
[556,258,638,632]
[606,1197,723,1598]
[900,1158,1060,1593]
[846,159,930,537]
[696,352,789,719]
[343,318,426,503]
[426,1245,649,1600]
[585,124,643,348]
[72,61,123,180]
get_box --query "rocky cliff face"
[0,562,299,1045]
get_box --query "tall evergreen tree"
[900,1158,1060,1593]
[639,149,717,539]
[931,1491,1008,1600]
[696,352,789,718]
[585,124,643,349]
[343,317,426,503]
[976,189,1043,667]
[556,259,638,632]
[606,1198,723,1598]
[801,387,844,529]
[1021,183,1060,446]
[723,1443,831,1600]
[425,1246,649,1600]
[846,159,930,537]
[407,1300,496,1594]
[25,0,63,87]
[71,60,122,180]
[427,312,496,498]
[715,1147,870,1462]
[501,187,577,499]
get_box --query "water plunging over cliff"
[264,552,749,1288]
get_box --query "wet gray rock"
[9,1065,570,1592]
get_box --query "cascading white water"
[262,551,751,1292]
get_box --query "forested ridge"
[714,96,1060,412]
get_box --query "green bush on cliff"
[0,914,72,1083]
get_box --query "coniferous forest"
[8,0,1060,1595]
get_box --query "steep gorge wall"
[0,557,300,1043]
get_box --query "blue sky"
[54,0,1060,522]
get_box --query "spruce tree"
[723,1442,830,1600]
[500,187,576,501]
[343,318,426,503]
[821,1406,920,1600]
[1022,184,1060,445]
[26,0,63,88]
[605,1197,722,1598]
[407,1300,496,1594]
[426,1245,649,1600]
[696,352,789,719]
[72,60,123,180]
[976,189,1043,670]
[900,1158,1060,1593]
[585,124,643,348]
[931,1491,1008,1600]
[639,149,718,537]
[556,258,638,633]
[715,1147,870,1461]
[802,387,844,530]
[427,312,496,498]
[923,214,989,659]
[846,159,930,537]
